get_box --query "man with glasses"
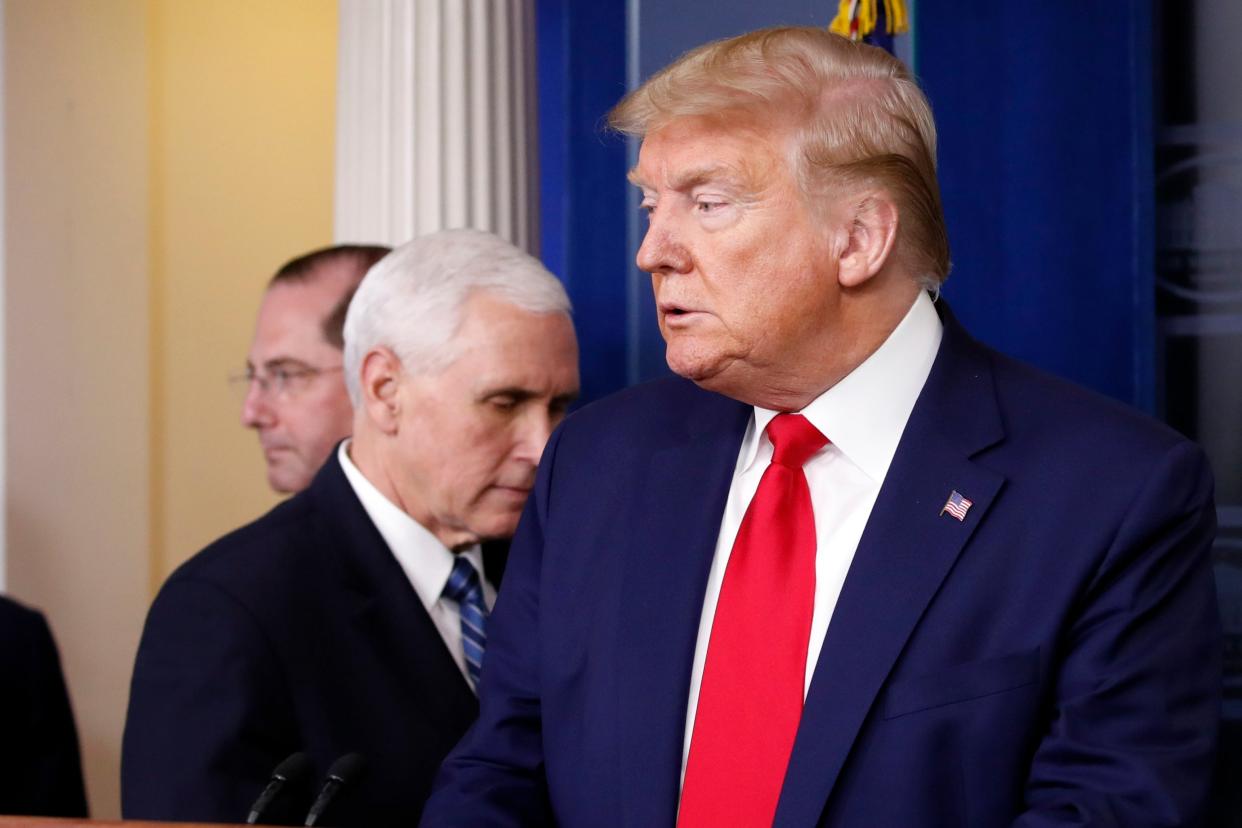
[238,244,390,494]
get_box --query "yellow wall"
[4,0,337,816]
[5,1,153,817]
[149,0,337,585]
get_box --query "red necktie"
[678,413,827,828]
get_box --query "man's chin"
[665,346,730,388]
[666,351,769,407]
[467,511,522,543]
[266,461,312,495]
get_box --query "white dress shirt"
[337,440,497,690]
[680,292,944,781]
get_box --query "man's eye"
[271,368,295,383]
[489,397,519,412]
[696,200,726,213]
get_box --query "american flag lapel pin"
[940,490,973,521]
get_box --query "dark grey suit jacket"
[0,595,88,818]
[122,454,505,826]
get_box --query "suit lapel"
[308,458,479,737]
[615,387,752,828]
[774,308,1007,828]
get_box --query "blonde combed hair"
[609,26,950,286]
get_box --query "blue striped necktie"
[443,556,488,689]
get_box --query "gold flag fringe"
[829,0,910,41]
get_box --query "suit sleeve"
[122,575,297,823]
[1015,441,1222,827]
[420,428,561,827]
[3,608,89,818]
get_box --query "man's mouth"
[659,302,707,324]
[492,476,535,496]
[490,485,532,504]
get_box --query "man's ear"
[359,347,403,435]
[837,191,899,288]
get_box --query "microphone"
[304,753,366,827]
[247,752,313,824]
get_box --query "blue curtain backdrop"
[917,3,1155,411]
[536,0,630,406]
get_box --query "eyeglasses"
[229,363,344,399]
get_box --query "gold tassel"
[858,0,877,36]
[829,0,863,40]
[883,0,910,35]
[829,0,909,40]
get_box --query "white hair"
[342,229,571,406]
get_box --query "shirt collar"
[739,291,943,482]
[337,440,485,612]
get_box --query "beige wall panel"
[5,0,338,817]
[149,0,337,581]
[4,0,152,817]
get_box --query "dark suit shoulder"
[0,595,54,687]
[570,375,723,422]
[558,376,745,450]
[0,597,65,699]
[0,594,45,642]
[957,343,1215,578]
[984,346,1196,464]
[0,595,89,818]
[165,487,331,607]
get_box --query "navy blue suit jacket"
[423,308,1221,827]
[122,455,505,826]
[0,596,88,818]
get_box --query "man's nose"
[636,212,692,275]
[240,381,275,429]
[512,408,556,466]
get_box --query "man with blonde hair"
[424,27,1219,828]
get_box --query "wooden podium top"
[0,819,240,827]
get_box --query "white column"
[335,0,539,253]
